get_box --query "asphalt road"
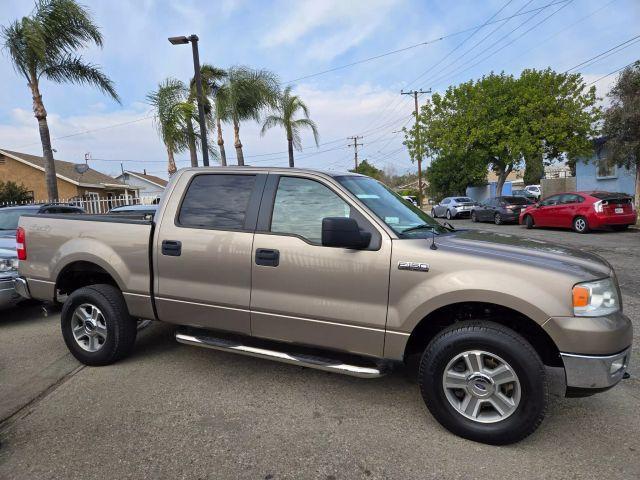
[1,220,639,480]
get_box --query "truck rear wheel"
[61,284,137,366]
[418,321,548,445]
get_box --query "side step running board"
[175,331,386,378]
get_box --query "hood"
[438,229,612,279]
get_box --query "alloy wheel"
[71,303,108,352]
[442,350,521,424]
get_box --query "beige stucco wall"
[0,156,79,201]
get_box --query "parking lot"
[1,220,639,480]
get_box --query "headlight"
[573,278,619,317]
[0,257,19,274]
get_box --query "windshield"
[0,209,33,230]
[335,176,448,237]
[454,197,473,203]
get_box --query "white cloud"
[262,0,401,60]
[0,83,415,179]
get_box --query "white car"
[524,185,541,199]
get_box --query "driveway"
[1,222,639,480]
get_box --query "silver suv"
[431,196,477,219]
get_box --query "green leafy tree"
[261,86,319,167]
[215,66,280,165]
[409,69,599,196]
[602,61,640,212]
[425,153,487,200]
[349,160,384,179]
[147,78,193,175]
[0,181,32,204]
[1,0,120,200]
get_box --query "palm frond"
[41,55,120,102]
[260,115,285,136]
[34,0,103,59]
[292,118,320,147]
[147,78,191,154]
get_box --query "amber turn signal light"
[572,285,590,307]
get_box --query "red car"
[519,191,637,233]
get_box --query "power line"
[586,60,639,86]
[426,0,572,89]
[13,114,155,149]
[282,0,569,84]
[564,33,640,73]
[358,0,533,137]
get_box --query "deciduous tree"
[602,61,640,212]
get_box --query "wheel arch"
[402,301,562,367]
[55,260,122,298]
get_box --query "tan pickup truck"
[14,167,632,444]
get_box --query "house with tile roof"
[0,148,138,202]
[115,170,167,200]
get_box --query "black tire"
[471,211,478,223]
[611,224,629,231]
[61,284,137,366]
[572,216,590,234]
[446,209,453,220]
[524,214,534,229]
[418,321,548,445]
[494,213,502,225]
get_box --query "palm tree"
[197,65,228,165]
[261,86,319,167]
[216,66,279,165]
[147,78,193,176]
[1,0,120,200]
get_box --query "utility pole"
[401,88,431,207]
[347,135,363,170]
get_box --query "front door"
[250,174,391,357]
[155,172,265,334]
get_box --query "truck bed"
[18,214,155,319]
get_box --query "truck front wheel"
[61,284,137,366]
[418,321,548,445]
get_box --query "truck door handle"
[255,248,279,267]
[162,240,182,256]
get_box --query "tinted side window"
[540,195,561,206]
[560,194,580,204]
[178,174,256,229]
[270,177,351,243]
[442,198,450,204]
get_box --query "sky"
[0,0,638,179]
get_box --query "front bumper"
[561,347,631,390]
[0,275,21,308]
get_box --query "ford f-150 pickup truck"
[14,167,632,445]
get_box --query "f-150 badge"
[398,262,429,272]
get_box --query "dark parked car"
[0,203,84,308]
[512,189,537,200]
[108,204,157,220]
[471,196,534,225]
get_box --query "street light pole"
[168,34,210,167]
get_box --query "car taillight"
[16,226,26,260]
[593,200,604,213]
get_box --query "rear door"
[154,171,266,334]
[556,194,583,228]
[249,173,391,357]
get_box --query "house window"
[596,150,617,179]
